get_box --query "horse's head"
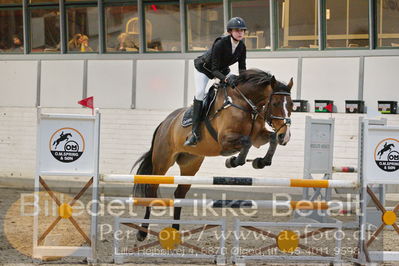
[235,69,275,106]
[266,78,293,145]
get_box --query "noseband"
[265,91,292,133]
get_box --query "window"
[231,0,270,50]
[30,8,60,52]
[105,4,139,52]
[144,2,180,52]
[0,9,24,53]
[186,1,223,51]
[0,0,21,3]
[66,6,98,52]
[277,0,318,49]
[326,0,369,48]
[30,0,58,3]
[377,0,399,47]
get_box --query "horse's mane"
[236,69,273,87]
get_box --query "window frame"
[324,0,371,50]
[0,6,25,53]
[375,0,399,49]
[103,1,140,53]
[28,5,61,53]
[275,0,320,51]
[1,0,399,54]
[143,0,181,53]
[65,3,99,53]
[229,0,272,51]
[185,0,223,52]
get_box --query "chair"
[125,17,152,43]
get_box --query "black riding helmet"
[226,17,247,31]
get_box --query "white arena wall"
[0,52,398,185]
[1,53,398,111]
[1,107,399,187]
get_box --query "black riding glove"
[226,74,239,88]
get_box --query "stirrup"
[184,134,198,146]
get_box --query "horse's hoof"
[252,158,265,169]
[225,156,237,168]
[136,230,147,241]
[263,155,272,166]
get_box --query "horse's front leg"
[252,133,277,169]
[225,135,251,168]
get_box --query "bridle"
[209,83,292,136]
[264,91,292,134]
[209,83,265,122]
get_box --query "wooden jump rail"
[101,174,359,188]
[332,166,357,173]
[103,197,353,210]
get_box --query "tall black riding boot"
[184,99,203,146]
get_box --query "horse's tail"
[131,123,162,197]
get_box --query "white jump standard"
[33,109,100,262]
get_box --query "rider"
[184,17,248,146]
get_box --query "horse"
[52,132,72,149]
[377,142,395,159]
[132,69,293,241]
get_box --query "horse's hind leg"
[172,153,204,231]
[136,184,159,241]
[137,152,176,241]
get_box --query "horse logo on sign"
[374,138,399,172]
[49,128,85,163]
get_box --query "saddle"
[181,85,218,128]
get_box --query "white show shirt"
[231,37,239,54]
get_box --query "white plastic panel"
[87,60,133,108]
[37,113,98,174]
[308,122,333,172]
[0,61,38,106]
[301,58,359,112]
[40,60,84,107]
[362,124,399,184]
[136,60,185,109]
[363,56,399,115]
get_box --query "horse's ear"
[271,75,276,87]
[288,77,294,89]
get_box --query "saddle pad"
[181,107,194,127]
[181,86,217,128]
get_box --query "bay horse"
[132,69,293,241]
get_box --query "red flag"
[324,103,333,112]
[78,96,94,109]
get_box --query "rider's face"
[230,29,245,41]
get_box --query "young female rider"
[184,17,247,146]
